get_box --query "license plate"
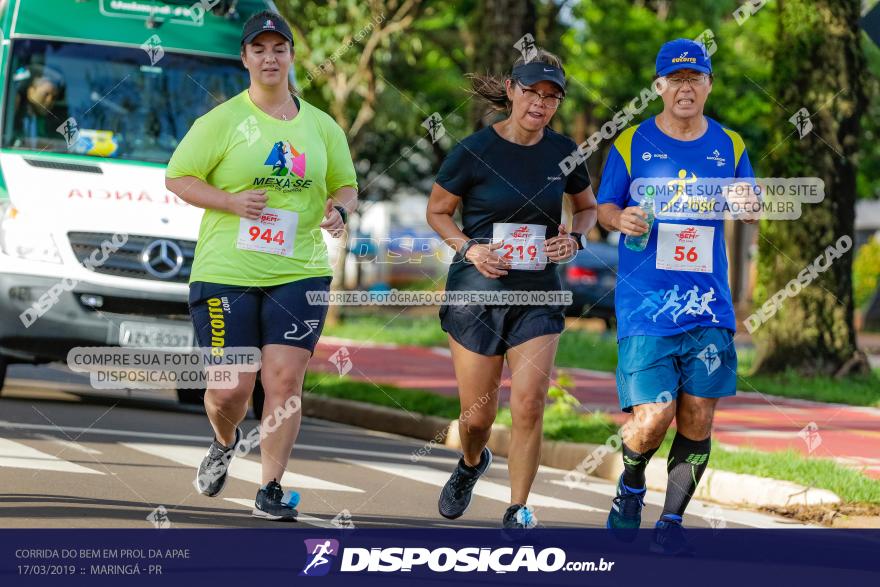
[118,321,194,350]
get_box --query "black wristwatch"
[570,231,587,250]
[458,239,477,263]
[333,205,349,224]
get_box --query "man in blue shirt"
[597,38,757,554]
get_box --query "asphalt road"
[0,367,807,530]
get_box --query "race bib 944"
[237,208,298,257]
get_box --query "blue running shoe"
[650,515,695,556]
[606,475,645,542]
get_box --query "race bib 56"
[655,223,714,273]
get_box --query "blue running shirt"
[597,116,755,339]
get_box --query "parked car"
[560,240,618,327]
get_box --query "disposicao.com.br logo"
[299,539,615,575]
[301,539,339,577]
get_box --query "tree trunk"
[471,0,536,129]
[752,0,869,376]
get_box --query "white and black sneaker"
[438,447,493,519]
[501,504,537,541]
[195,427,242,497]
[253,479,299,521]
[503,504,537,529]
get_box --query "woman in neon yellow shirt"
[165,10,358,522]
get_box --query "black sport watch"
[570,231,587,250]
[333,205,349,224]
[458,239,477,263]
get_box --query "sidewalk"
[312,338,880,480]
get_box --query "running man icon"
[693,287,719,323]
[301,539,338,576]
[672,285,700,322]
[652,284,681,322]
[628,289,666,320]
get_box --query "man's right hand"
[226,189,268,220]
[616,206,650,236]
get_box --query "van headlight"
[0,205,63,264]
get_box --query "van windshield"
[2,39,249,163]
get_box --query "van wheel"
[0,355,8,396]
[252,378,265,421]
[176,387,205,406]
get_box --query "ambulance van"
[0,0,274,412]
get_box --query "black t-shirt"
[435,125,591,292]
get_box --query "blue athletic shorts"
[615,327,737,412]
[188,276,331,355]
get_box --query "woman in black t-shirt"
[427,49,597,530]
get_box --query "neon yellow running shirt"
[166,90,357,286]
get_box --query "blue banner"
[1,529,878,586]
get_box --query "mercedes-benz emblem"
[141,239,184,278]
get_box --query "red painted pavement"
[311,339,880,479]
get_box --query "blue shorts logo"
[300,539,339,576]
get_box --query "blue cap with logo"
[655,38,712,77]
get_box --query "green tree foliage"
[275,1,875,202]
[859,25,880,200]
[752,0,869,376]
[854,237,880,309]
[559,0,776,180]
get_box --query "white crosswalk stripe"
[338,458,603,512]
[122,442,364,493]
[34,433,102,455]
[222,498,339,528]
[0,437,104,475]
[0,420,805,529]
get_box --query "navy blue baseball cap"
[511,62,566,93]
[655,38,712,76]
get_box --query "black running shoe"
[195,427,242,497]
[253,479,299,521]
[438,447,492,519]
[650,516,695,556]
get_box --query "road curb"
[305,394,840,508]
[302,395,450,444]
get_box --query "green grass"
[326,314,621,371]
[737,370,880,407]
[304,371,462,419]
[496,407,619,444]
[556,330,619,372]
[736,346,880,407]
[303,371,880,504]
[325,315,880,406]
[646,431,880,504]
[323,315,448,348]
[707,446,880,504]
